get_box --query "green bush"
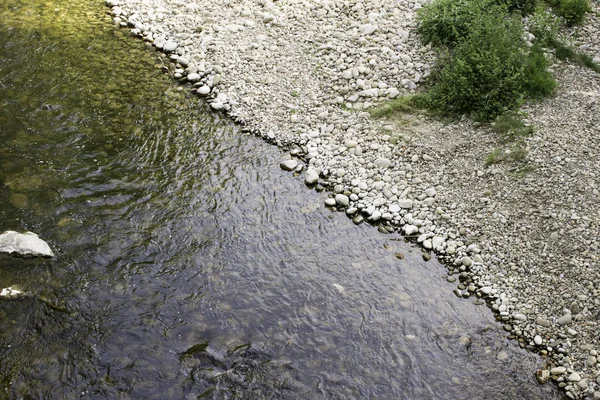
[419,12,529,121]
[416,0,504,47]
[556,0,590,26]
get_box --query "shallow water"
[0,0,563,398]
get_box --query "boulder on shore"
[0,231,54,258]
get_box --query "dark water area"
[0,0,563,398]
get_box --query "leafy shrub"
[419,12,529,121]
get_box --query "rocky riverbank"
[106,0,600,398]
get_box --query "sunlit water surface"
[0,0,562,398]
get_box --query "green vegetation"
[484,112,533,172]
[413,0,594,122]
[369,95,416,118]
[528,5,599,71]
[491,112,534,140]
[415,0,557,122]
[548,38,600,72]
[547,0,590,25]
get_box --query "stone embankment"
[106,0,600,398]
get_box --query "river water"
[0,0,562,398]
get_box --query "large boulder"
[0,231,54,258]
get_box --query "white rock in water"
[0,287,24,299]
[0,231,54,257]
[280,159,298,171]
[332,283,345,293]
[550,367,566,375]
[534,335,543,345]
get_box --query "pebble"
[551,367,567,375]
[425,187,437,197]
[557,313,572,325]
[568,372,581,382]
[389,204,401,213]
[534,335,543,345]
[197,85,211,95]
[432,236,445,249]
[397,199,413,209]
[163,40,178,52]
[374,157,392,168]
[403,225,419,236]
[280,159,298,171]
[536,317,551,327]
[335,194,349,206]
[305,169,319,185]
[480,287,492,295]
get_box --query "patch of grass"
[492,112,534,141]
[549,38,600,73]
[523,45,557,99]
[370,95,417,118]
[485,142,529,166]
[510,163,536,178]
[486,149,503,165]
[500,0,538,14]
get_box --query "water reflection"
[0,0,562,398]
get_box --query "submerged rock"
[0,231,54,258]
